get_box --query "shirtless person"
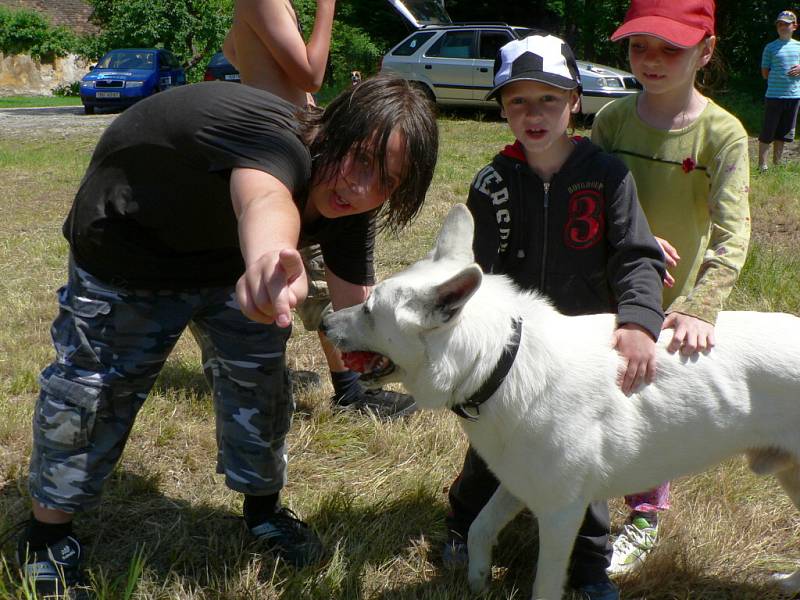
[224,0,418,419]
[224,0,333,106]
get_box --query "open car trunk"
[387,0,451,28]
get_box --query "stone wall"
[0,52,89,96]
[0,0,96,95]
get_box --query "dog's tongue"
[341,351,377,373]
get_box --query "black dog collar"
[451,317,523,421]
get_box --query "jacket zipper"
[540,181,550,291]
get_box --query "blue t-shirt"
[762,37,800,98]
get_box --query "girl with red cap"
[592,0,751,576]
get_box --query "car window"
[392,32,437,56]
[478,31,513,60]
[97,51,155,70]
[160,51,180,69]
[426,31,475,59]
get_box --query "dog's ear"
[429,204,474,264]
[429,264,482,324]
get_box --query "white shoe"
[607,514,658,575]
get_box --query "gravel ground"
[0,105,118,141]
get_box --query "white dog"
[322,204,800,599]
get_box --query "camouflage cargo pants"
[29,259,293,513]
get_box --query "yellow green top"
[592,94,751,324]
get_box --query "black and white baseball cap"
[486,33,582,101]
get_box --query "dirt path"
[0,105,118,141]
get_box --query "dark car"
[204,52,241,82]
[80,48,187,114]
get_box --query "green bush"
[52,81,81,97]
[82,0,233,83]
[294,0,383,86]
[329,23,383,86]
[0,7,78,61]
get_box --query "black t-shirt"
[63,81,376,289]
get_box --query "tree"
[0,6,78,60]
[84,0,233,80]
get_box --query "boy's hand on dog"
[613,324,657,395]
[663,312,715,355]
[236,249,308,327]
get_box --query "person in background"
[592,0,750,575]
[757,9,800,173]
[445,33,666,600]
[224,0,418,419]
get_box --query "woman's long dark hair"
[298,75,439,233]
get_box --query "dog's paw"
[467,572,489,594]
[467,563,490,594]
[772,569,800,592]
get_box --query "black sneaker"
[288,369,322,394]
[332,388,418,420]
[17,534,89,599]
[249,507,324,568]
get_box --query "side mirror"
[89,65,95,71]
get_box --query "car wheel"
[83,105,95,115]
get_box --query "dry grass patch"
[0,120,799,599]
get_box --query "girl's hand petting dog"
[613,323,657,395]
[663,312,716,355]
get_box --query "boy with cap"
[758,10,800,172]
[443,32,665,600]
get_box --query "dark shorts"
[29,259,293,513]
[759,97,800,143]
[296,244,332,332]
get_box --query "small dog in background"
[322,204,800,600]
[351,70,362,86]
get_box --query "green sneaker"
[607,514,658,575]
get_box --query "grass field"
[0,113,799,599]
[0,96,82,109]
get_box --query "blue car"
[80,48,187,114]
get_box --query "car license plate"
[96,91,120,98]
[225,74,240,81]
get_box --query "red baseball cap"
[611,0,715,48]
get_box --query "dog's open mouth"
[341,351,395,382]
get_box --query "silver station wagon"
[381,0,641,114]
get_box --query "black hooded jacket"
[466,137,666,339]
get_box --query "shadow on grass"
[368,507,793,600]
[0,468,242,594]
[436,106,503,122]
[3,472,792,599]
[618,568,795,600]
[151,359,210,398]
